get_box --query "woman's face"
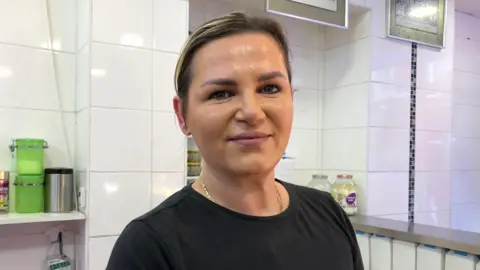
[175,32,293,177]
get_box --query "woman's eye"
[259,84,280,94]
[208,91,233,100]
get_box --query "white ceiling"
[456,0,480,18]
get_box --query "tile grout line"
[408,42,418,223]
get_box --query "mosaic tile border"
[408,43,418,223]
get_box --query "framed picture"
[387,0,447,48]
[267,0,348,29]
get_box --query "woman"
[107,12,363,270]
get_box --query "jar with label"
[331,174,358,215]
[0,171,9,214]
[307,174,331,193]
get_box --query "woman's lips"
[228,131,271,147]
[229,136,270,147]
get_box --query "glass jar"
[307,174,331,193]
[331,174,358,215]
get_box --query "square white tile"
[451,170,480,204]
[452,71,480,106]
[317,130,322,170]
[452,104,480,138]
[48,0,77,53]
[278,14,324,50]
[88,236,118,270]
[154,0,189,53]
[204,0,246,22]
[368,127,409,171]
[371,37,411,87]
[152,112,186,172]
[451,202,480,233]
[415,131,451,171]
[416,89,452,132]
[90,108,152,171]
[0,44,75,111]
[323,83,369,129]
[76,45,91,111]
[92,0,153,48]
[76,0,91,51]
[189,0,206,31]
[0,2,40,45]
[91,42,153,110]
[89,172,151,236]
[75,109,90,171]
[454,38,480,73]
[369,82,410,128]
[293,89,318,129]
[153,51,179,112]
[290,46,321,90]
[414,171,451,212]
[365,0,387,38]
[451,138,480,170]
[322,128,367,171]
[455,12,480,43]
[317,90,324,130]
[325,38,371,89]
[286,129,318,170]
[325,12,370,49]
[416,45,453,92]
[366,172,409,216]
[151,172,185,208]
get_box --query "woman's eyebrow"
[257,71,286,81]
[200,71,286,88]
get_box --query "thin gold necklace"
[201,180,284,213]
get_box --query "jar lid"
[45,168,74,175]
[0,171,9,180]
[337,174,353,179]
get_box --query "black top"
[107,180,364,270]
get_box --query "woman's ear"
[173,96,190,135]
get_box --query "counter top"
[350,215,480,255]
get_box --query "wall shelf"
[0,211,85,225]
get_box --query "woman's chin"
[228,157,276,175]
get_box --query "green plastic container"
[16,175,44,184]
[9,139,48,175]
[15,183,44,213]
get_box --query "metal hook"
[58,231,64,257]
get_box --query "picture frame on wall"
[387,0,447,48]
[266,0,348,29]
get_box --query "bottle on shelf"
[331,174,358,216]
[307,174,331,193]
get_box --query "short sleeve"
[341,210,365,270]
[106,221,174,270]
[329,194,365,270]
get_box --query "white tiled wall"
[411,0,456,227]
[321,11,370,214]
[79,0,189,269]
[0,1,78,269]
[451,11,480,234]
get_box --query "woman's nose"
[235,92,266,126]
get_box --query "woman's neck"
[193,164,288,216]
